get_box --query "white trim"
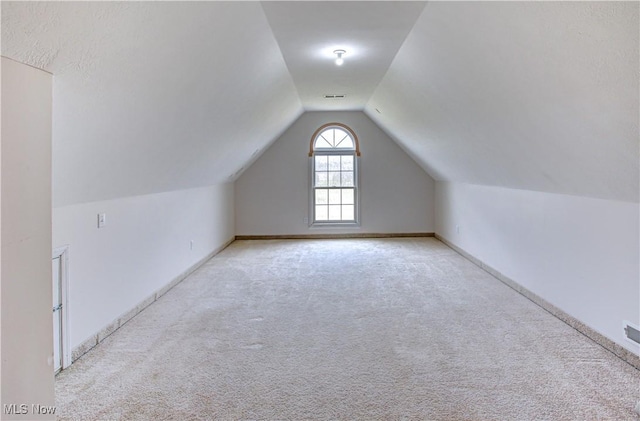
[308,156,314,227]
[71,236,236,363]
[52,245,71,371]
[308,222,361,229]
[308,124,362,227]
[310,153,360,226]
[436,233,640,369]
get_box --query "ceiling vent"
[324,94,346,99]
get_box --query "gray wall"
[236,111,435,235]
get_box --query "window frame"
[308,123,361,227]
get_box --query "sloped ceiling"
[3,1,638,206]
[2,2,302,207]
[262,1,425,111]
[366,1,639,203]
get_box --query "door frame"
[52,245,71,371]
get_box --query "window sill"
[309,222,361,229]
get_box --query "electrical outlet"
[97,213,106,228]
[303,216,309,224]
[190,240,194,251]
[456,225,460,234]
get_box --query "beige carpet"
[55,238,640,420]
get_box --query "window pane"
[341,205,354,220]
[328,189,341,204]
[312,126,357,225]
[315,172,328,187]
[315,189,328,204]
[322,131,335,146]
[315,155,328,171]
[328,205,341,220]
[341,155,353,170]
[341,171,354,187]
[342,189,354,205]
[328,156,341,171]
[313,128,355,151]
[315,205,328,221]
[328,171,341,186]
[334,132,349,148]
[337,137,354,149]
[315,137,332,149]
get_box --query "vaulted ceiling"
[366,1,639,203]
[2,1,638,206]
[2,2,303,206]
[262,1,425,110]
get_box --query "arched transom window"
[309,123,360,224]
[314,127,354,149]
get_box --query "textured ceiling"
[2,1,638,206]
[366,1,639,203]
[2,2,302,207]
[262,1,425,111]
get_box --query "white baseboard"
[71,236,235,363]
[435,234,640,370]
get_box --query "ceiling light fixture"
[333,49,346,66]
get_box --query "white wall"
[435,181,640,355]
[53,183,234,350]
[1,57,55,419]
[235,111,434,235]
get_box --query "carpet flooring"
[55,238,640,420]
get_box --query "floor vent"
[624,322,640,344]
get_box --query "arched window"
[309,123,360,224]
